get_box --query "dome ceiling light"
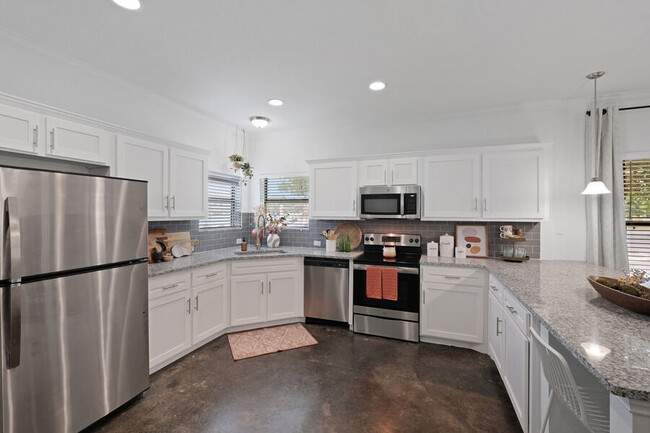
[112,0,141,10]
[369,81,386,91]
[250,116,271,128]
[268,99,284,106]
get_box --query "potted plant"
[229,154,253,185]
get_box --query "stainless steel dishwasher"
[304,257,350,323]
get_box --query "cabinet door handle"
[33,125,39,148]
[50,128,55,150]
[384,170,386,184]
[269,281,272,294]
[194,295,199,311]
[506,305,517,315]
[353,199,356,212]
[164,195,169,210]
[260,280,264,295]
[171,195,176,210]
[490,284,498,292]
[161,283,178,290]
[474,197,478,211]
[391,169,394,185]
[496,317,502,336]
[444,276,462,280]
[484,198,487,212]
[422,290,425,305]
[186,298,191,314]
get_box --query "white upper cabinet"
[309,161,358,219]
[46,117,109,165]
[0,105,41,155]
[359,157,419,186]
[389,157,419,185]
[359,160,389,186]
[482,150,544,219]
[423,154,481,219]
[116,135,169,219]
[169,149,207,218]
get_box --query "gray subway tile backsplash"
[150,212,540,259]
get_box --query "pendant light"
[581,71,611,195]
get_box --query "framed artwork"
[455,224,489,258]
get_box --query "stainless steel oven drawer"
[354,314,419,342]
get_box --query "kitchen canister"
[326,239,337,252]
[440,234,454,258]
[427,241,439,257]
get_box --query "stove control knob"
[409,238,413,243]
[365,237,369,241]
[370,237,374,242]
[415,238,419,243]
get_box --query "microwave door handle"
[5,197,22,369]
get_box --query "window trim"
[199,171,242,230]
[260,173,309,230]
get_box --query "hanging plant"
[228,129,253,185]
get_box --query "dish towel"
[381,267,398,301]
[366,266,383,299]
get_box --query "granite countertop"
[421,256,650,401]
[148,247,363,278]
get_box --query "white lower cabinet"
[230,273,267,327]
[192,278,228,345]
[230,259,302,327]
[503,312,529,432]
[420,266,486,344]
[149,264,228,372]
[487,274,530,433]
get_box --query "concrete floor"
[87,324,521,433]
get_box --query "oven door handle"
[353,264,419,275]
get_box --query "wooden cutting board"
[148,230,198,262]
[333,222,363,250]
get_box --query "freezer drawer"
[304,258,349,323]
[0,262,149,433]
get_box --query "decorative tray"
[587,276,650,315]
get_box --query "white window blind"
[623,158,650,271]
[199,172,242,229]
[261,176,309,229]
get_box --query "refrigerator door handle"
[5,197,22,368]
[6,282,22,368]
[6,197,22,282]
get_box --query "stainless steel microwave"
[359,185,420,219]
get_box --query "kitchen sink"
[234,249,287,255]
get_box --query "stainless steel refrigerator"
[0,165,150,433]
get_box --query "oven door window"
[353,269,419,313]
[361,194,401,215]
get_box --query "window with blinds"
[261,176,309,229]
[623,158,650,271]
[199,172,242,229]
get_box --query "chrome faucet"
[256,214,266,251]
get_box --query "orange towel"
[366,266,383,299]
[381,267,398,301]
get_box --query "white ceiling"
[1,0,650,132]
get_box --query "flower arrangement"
[265,213,289,234]
[228,154,253,185]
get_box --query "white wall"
[249,100,589,260]
[0,30,237,176]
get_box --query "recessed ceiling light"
[268,99,284,107]
[250,116,271,128]
[112,0,141,10]
[369,81,386,91]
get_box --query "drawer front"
[192,263,227,286]
[488,274,505,305]
[150,272,191,300]
[503,289,530,335]
[231,258,298,275]
[421,266,486,287]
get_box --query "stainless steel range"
[353,233,421,342]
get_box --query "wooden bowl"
[587,276,650,315]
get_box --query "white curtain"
[585,106,629,270]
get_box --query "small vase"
[267,233,280,248]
